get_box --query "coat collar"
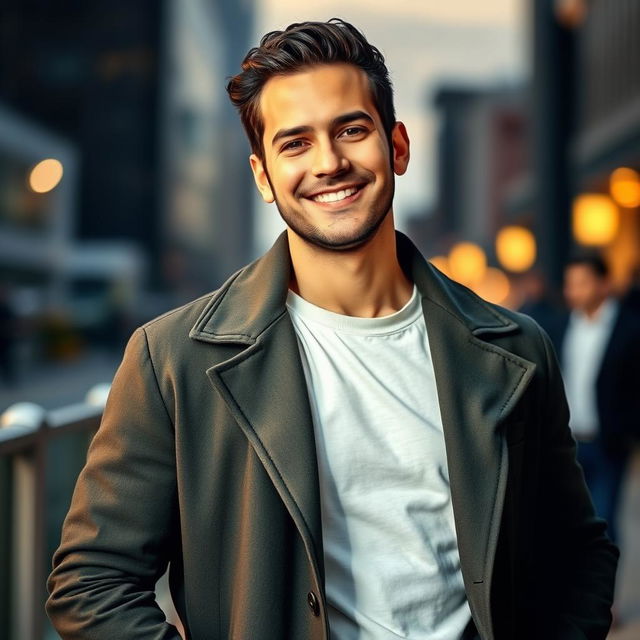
[189,230,519,344]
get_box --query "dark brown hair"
[566,254,609,278]
[226,18,396,158]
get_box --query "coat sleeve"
[46,328,183,639]
[533,322,619,639]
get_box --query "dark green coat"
[47,232,618,639]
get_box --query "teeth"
[312,186,358,203]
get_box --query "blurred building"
[411,0,640,304]
[0,104,77,309]
[520,0,639,290]
[405,84,529,310]
[569,0,640,290]
[159,0,256,302]
[408,84,528,259]
[0,0,256,322]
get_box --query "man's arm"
[533,322,619,639]
[47,328,183,639]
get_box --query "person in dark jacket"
[560,255,640,543]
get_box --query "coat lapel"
[401,234,536,638]
[190,233,324,581]
[206,317,324,580]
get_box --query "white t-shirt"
[286,286,471,640]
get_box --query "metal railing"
[0,389,108,640]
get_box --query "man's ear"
[250,154,275,203]
[391,122,410,176]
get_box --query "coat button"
[307,591,320,617]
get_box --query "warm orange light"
[429,255,451,278]
[554,0,587,28]
[29,158,64,193]
[448,242,487,285]
[495,226,536,273]
[473,267,511,305]
[610,167,640,208]
[572,194,619,246]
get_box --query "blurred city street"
[0,349,119,412]
[1,0,640,638]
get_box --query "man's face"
[563,264,609,314]
[250,63,409,251]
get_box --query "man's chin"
[281,207,390,253]
[315,232,377,252]
[295,221,385,252]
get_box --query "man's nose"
[311,140,349,177]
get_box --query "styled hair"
[566,254,609,278]
[226,18,396,158]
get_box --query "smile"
[311,186,361,203]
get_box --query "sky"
[252,0,527,253]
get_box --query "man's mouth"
[308,185,363,204]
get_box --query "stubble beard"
[266,170,396,252]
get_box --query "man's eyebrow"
[271,125,313,147]
[270,111,375,148]
[331,111,374,129]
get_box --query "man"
[47,20,618,640]
[561,255,640,544]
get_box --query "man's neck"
[287,217,413,318]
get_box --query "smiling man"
[47,19,618,640]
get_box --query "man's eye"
[282,140,306,152]
[341,126,367,138]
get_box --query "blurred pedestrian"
[561,255,640,543]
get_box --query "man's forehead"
[258,63,377,131]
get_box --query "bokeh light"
[473,267,511,305]
[554,0,588,28]
[610,167,640,208]
[448,242,487,285]
[572,193,619,246]
[495,226,537,273]
[29,158,64,193]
